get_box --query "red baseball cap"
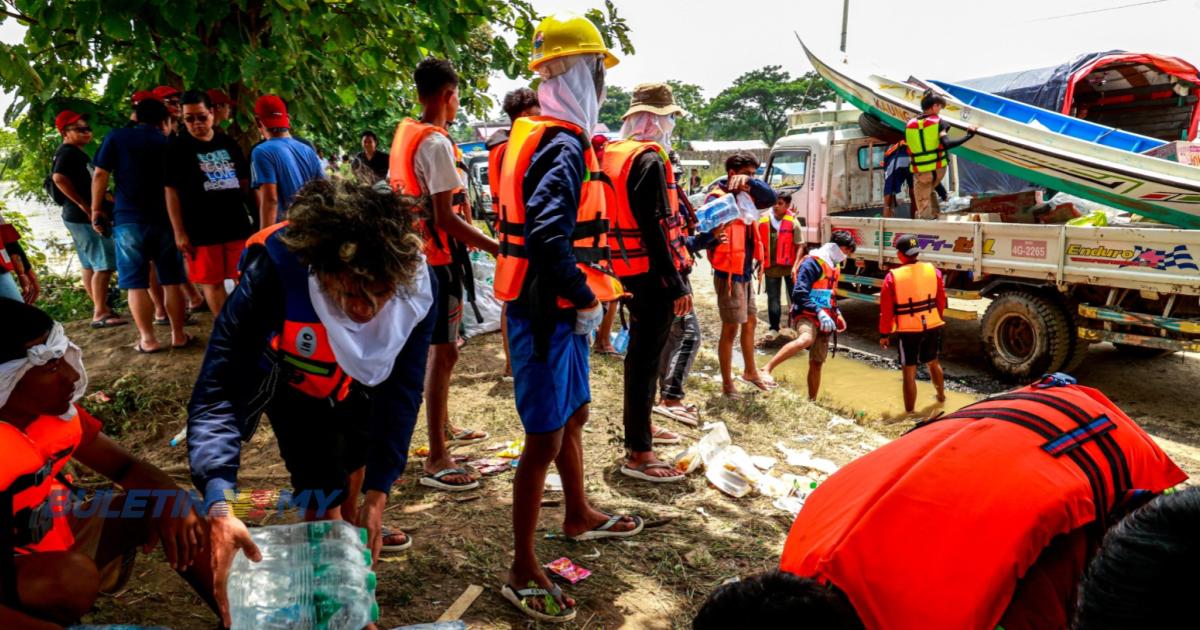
[131,90,155,105]
[254,95,291,129]
[206,88,234,106]
[55,110,84,135]
[152,85,181,101]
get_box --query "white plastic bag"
[461,251,503,338]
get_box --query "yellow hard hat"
[529,13,619,72]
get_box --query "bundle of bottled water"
[228,521,378,630]
[695,191,760,234]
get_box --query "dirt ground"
[69,259,1198,629]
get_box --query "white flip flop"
[419,467,480,492]
[500,583,577,623]
[569,514,645,542]
[620,462,687,483]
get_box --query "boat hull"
[803,43,1200,229]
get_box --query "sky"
[4,0,1200,122]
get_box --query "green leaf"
[102,14,133,40]
[335,86,357,107]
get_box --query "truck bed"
[827,217,1200,296]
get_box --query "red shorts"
[188,240,245,284]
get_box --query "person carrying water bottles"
[187,178,434,627]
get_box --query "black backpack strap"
[0,491,19,607]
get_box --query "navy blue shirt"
[791,257,826,317]
[93,124,170,226]
[516,130,595,310]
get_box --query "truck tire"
[858,113,905,144]
[1056,298,1089,375]
[980,291,1072,382]
[1113,343,1173,359]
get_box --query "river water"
[1,182,76,274]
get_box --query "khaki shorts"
[796,318,831,363]
[715,275,754,324]
[913,167,946,220]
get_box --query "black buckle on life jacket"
[573,247,610,265]
[893,297,937,315]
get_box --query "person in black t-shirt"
[351,130,389,182]
[165,91,254,315]
[51,111,124,328]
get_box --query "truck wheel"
[858,113,905,144]
[1056,298,1089,375]
[981,291,1071,381]
[1113,343,1173,359]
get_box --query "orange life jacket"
[780,383,1187,630]
[487,139,506,228]
[756,213,800,268]
[889,261,945,332]
[0,407,88,555]
[388,118,468,266]
[600,139,692,277]
[797,254,840,322]
[707,188,764,276]
[245,223,353,402]
[493,116,624,308]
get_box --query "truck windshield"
[768,151,808,188]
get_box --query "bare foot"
[423,456,471,486]
[563,507,639,538]
[936,390,947,403]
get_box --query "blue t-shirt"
[249,137,325,222]
[93,124,170,226]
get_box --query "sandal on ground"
[500,582,576,623]
[186,301,210,314]
[652,404,699,427]
[651,427,682,445]
[134,342,164,354]
[90,314,128,329]
[446,427,489,445]
[721,390,743,400]
[380,527,412,553]
[154,315,199,326]
[621,461,686,484]
[736,375,776,393]
[419,467,480,492]
[171,333,197,350]
[569,513,645,541]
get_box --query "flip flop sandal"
[90,314,128,329]
[154,316,199,326]
[500,582,576,623]
[380,526,412,553]
[171,333,197,350]
[652,405,699,427]
[187,302,210,314]
[569,513,646,541]
[651,427,682,445]
[134,343,165,354]
[419,467,480,492]
[620,461,686,484]
[446,428,489,445]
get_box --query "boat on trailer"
[800,40,1200,229]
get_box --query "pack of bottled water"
[694,194,741,234]
[228,521,378,630]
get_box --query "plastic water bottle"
[228,521,378,630]
[611,326,630,354]
[694,194,740,233]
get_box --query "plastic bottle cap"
[366,571,377,591]
[371,601,380,621]
[358,527,368,546]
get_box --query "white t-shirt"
[770,215,782,231]
[413,132,463,196]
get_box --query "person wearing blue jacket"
[186,178,433,627]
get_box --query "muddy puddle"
[771,351,979,423]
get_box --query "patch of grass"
[80,373,188,439]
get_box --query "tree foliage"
[665,80,708,141]
[704,67,833,145]
[0,0,632,196]
[597,85,631,132]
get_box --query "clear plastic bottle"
[694,194,740,233]
[228,521,378,630]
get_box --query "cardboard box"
[1142,140,1200,167]
[967,191,1043,223]
[1035,202,1082,225]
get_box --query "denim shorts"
[64,221,117,271]
[113,223,186,289]
[507,308,590,434]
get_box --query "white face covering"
[0,322,87,420]
[308,263,434,387]
[811,242,848,267]
[537,54,605,134]
[620,112,676,151]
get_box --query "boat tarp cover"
[953,50,1200,194]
